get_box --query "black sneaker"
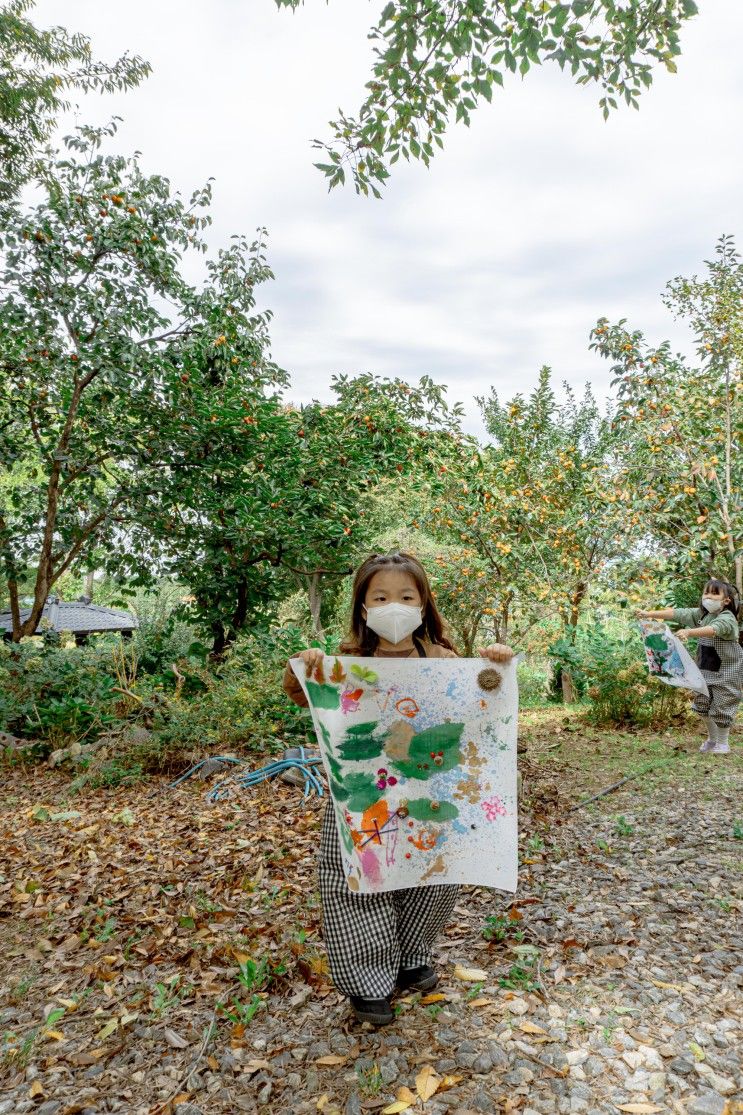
[349,995,394,1026]
[397,965,438,993]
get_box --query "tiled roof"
[0,600,139,635]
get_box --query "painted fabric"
[638,620,709,697]
[290,656,518,895]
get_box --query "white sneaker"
[699,739,715,752]
[708,743,730,754]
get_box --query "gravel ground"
[1,718,741,1115]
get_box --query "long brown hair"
[340,551,457,655]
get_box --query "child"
[638,577,743,754]
[283,550,515,1026]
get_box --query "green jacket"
[673,607,739,640]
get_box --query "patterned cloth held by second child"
[673,607,743,727]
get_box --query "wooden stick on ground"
[568,759,670,812]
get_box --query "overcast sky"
[32,0,743,439]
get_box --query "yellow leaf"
[43,1029,65,1041]
[120,1012,139,1027]
[315,1054,348,1066]
[453,964,488,982]
[316,1095,329,1112]
[519,1021,548,1035]
[95,1018,118,1042]
[440,1074,464,1089]
[28,1081,45,1099]
[688,1041,705,1061]
[420,992,448,1004]
[467,997,492,1008]
[382,1104,412,1115]
[395,1086,416,1104]
[416,1064,442,1101]
[616,1106,664,1114]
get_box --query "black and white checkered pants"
[691,636,743,728]
[317,802,459,998]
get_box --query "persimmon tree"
[0,122,284,641]
[0,0,149,202]
[427,368,630,691]
[274,0,697,196]
[143,372,464,654]
[592,234,743,596]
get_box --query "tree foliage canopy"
[0,0,149,202]
[274,0,698,196]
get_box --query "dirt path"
[1,715,741,1115]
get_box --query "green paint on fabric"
[338,720,384,761]
[306,680,340,709]
[406,798,459,822]
[392,721,464,780]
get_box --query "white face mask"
[364,602,422,645]
[702,596,725,614]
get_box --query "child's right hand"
[297,647,325,676]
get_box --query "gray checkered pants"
[317,802,459,998]
[691,635,743,728]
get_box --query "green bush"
[0,641,125,746]
[133,626,315,771]
[568,624,690,727]
[517,658,552,706]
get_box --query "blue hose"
[169,747,324,801]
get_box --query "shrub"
[575,625,690,727]
[0,641,126,747]
[517,658,552,706]
[132,625,316,771]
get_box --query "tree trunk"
[561,668,578,704]
[307,573,324,638]
[85,570,95,598]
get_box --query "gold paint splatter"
[347,875,360,892]
[463,740,486,773]
[421,854,446,880]
[454,776,482,804]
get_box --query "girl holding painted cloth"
[283,551,515,1026]
[638,577,743,754]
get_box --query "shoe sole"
[351,1006,394,1025]
[398,973,439,993]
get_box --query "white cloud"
[31,0,743,438]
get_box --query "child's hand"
[479,643,515,663]
[297,647,325,676]
[676,629,691,641]
[636,609,652,618]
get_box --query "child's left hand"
[676,629,691,641]
[479,643,515,662]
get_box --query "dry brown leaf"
[315,1054,348,1066]
[453,964,488,982]
[415,1064,442,1101]
[467,997,492,1008]
[518,1021,548,1035]
[419,992,448,1004]
[28,1081,45,1099]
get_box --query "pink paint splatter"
[359,847,383,886]
[340,686,363,714]
[481,795,507,822]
